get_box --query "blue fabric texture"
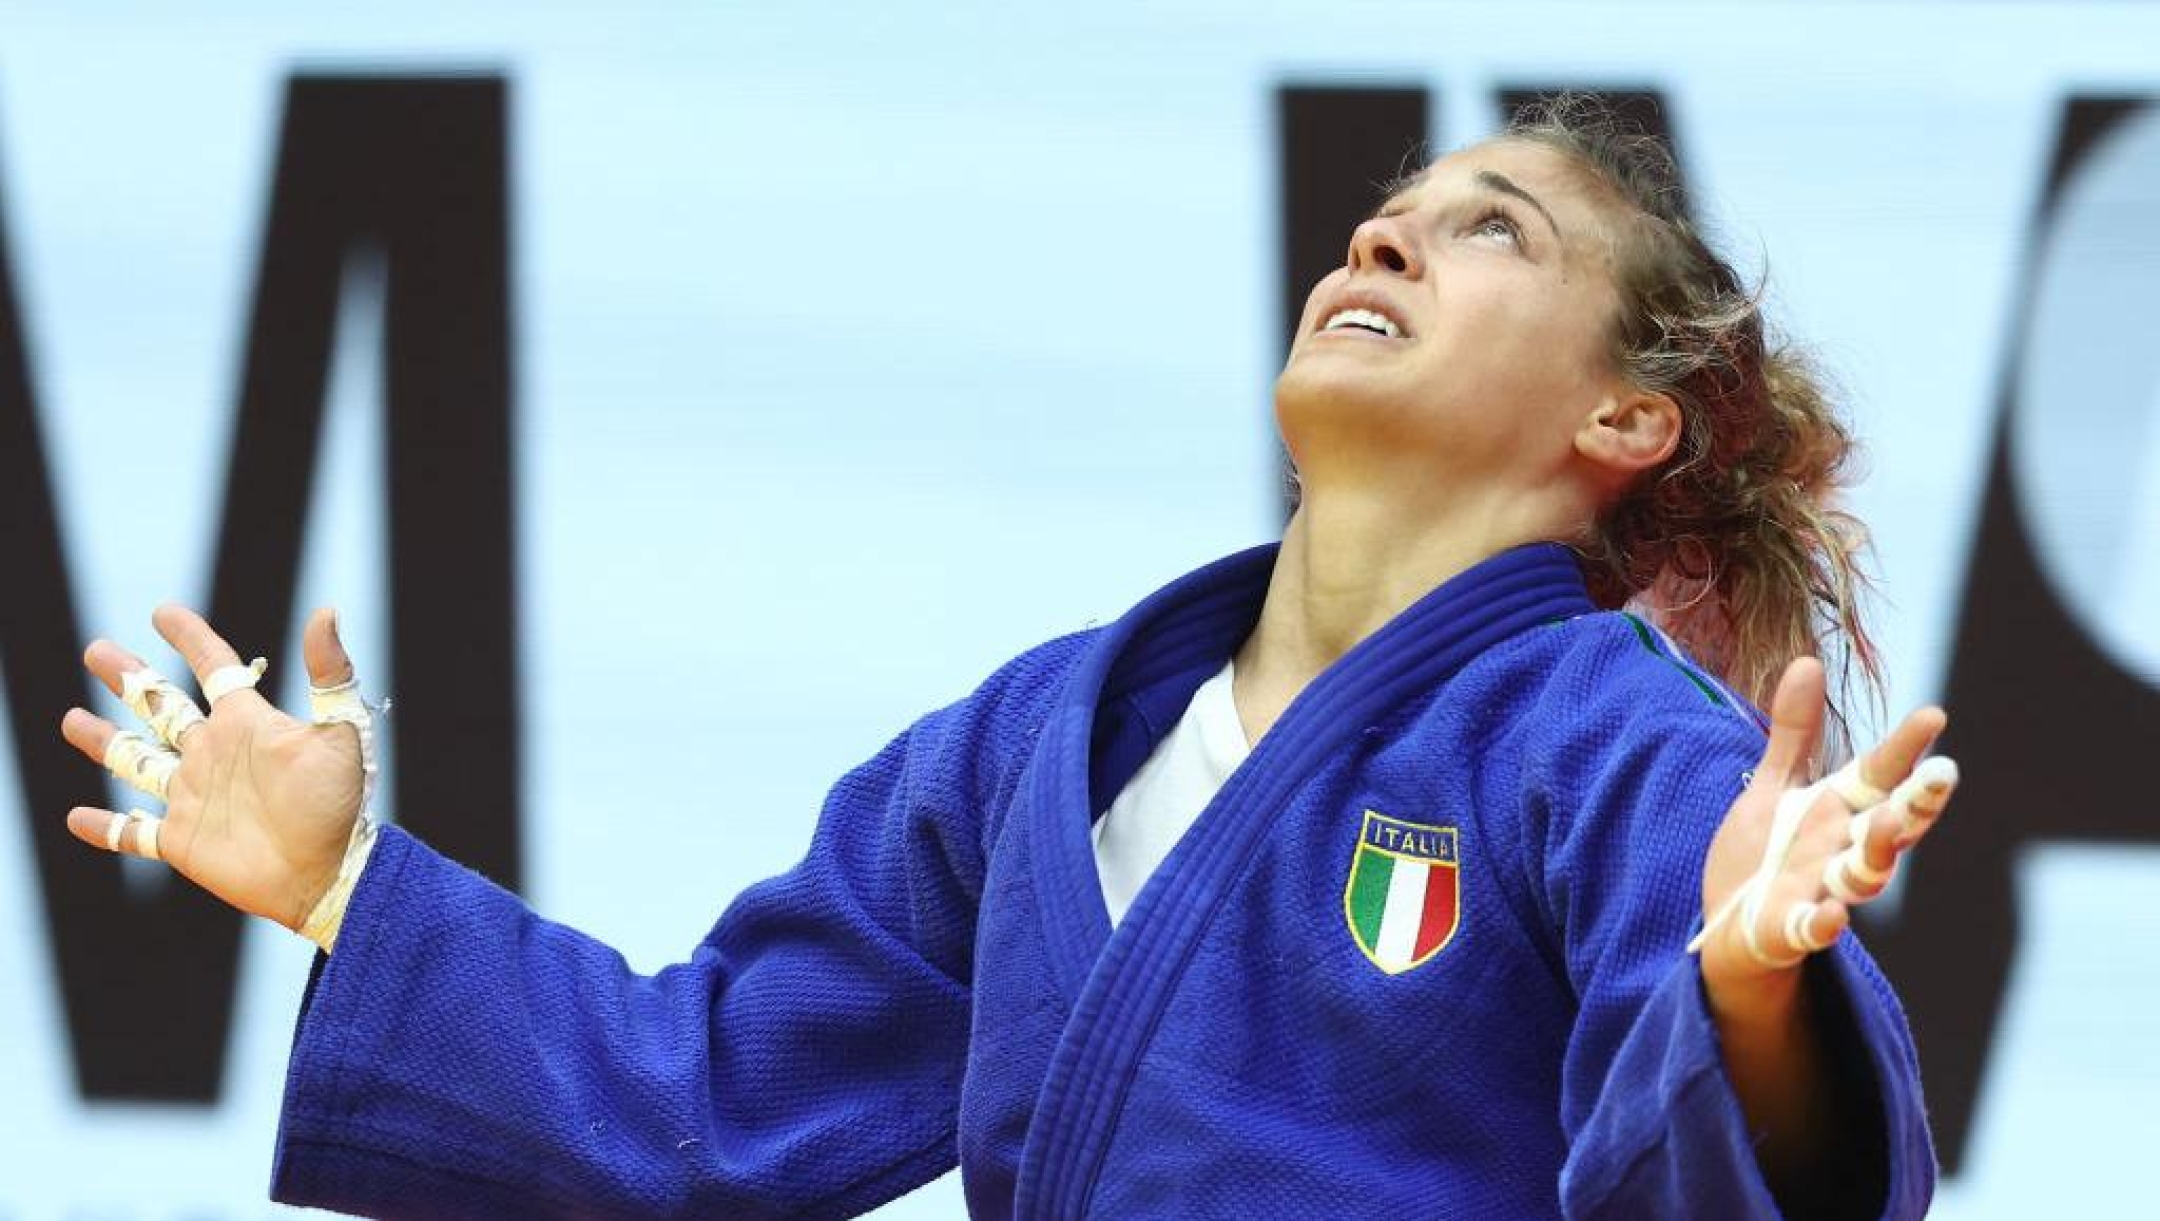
[271,542,1935,1219]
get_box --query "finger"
[1823,820,1896,905]
[102,730,178,799]
[122,810,163,860]
[152,604,265,708]
[66,805,121,851]
[1853,704,1949,799]
[1749,896,1847,969]
[1858,800,1905,879]
[1792,898,1850,954]
[61,706,121,768]
[1755,657,1827,790]
[1888,756,1959,849]
[117,666,209,750]
[81,638,152,699]
[1846,757,1959,877]
[302,606,373,739]
[66,806,167,862]
[303,606,356,690]
[82,642,210,750]
[1824,755,1959,905]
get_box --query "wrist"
[290,861,341,932]
[296,815,379,952]
[1704,951,1807,1029]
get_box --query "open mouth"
[1319,307,1404,340]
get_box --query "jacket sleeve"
[270,641,1079,1221]
[1526,690,1936,1221]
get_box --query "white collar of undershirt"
[1092,661,1251,926]
[1188,660,1253,780]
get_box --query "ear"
[1575,387,1681,478]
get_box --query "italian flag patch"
[1344,811,1461,975]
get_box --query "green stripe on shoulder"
[1619,612,1728,708]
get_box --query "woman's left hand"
[1695,656,1955,998]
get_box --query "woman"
[61,98,1951,1219]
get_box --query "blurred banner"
[0,3,2154,1217]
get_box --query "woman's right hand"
[59,605,369,932]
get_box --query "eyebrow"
[1473,170,1563,243]
[1382,166,1572,245]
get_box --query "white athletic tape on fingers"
[130,809,163,862]
[202,657,268,706]
[1890,756,1959,839]
[1823,855,1863,905]
[1784,902,1831,956]
[1819,807,1894,903]
[119,667,207,750]
[1843,810,1893,882]
[104,810,128,852]
[1826,759,1888,811]
[103,731,178,800]
[1689,780,1827,968]
[309,678,366,723]
[1823,847,1893,905]
[309,676,381,817]
[1690,751,1959,966]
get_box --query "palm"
[164,708,365,926]
[1695,657,1951,990]
[1700,781,1778,927]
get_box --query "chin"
[1274,357,1404,445]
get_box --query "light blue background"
[0,2,2154,1215]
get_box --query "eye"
[1465,208,1525,248]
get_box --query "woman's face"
[1277,139,1633,495]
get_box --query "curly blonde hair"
[1505,94,1884,743]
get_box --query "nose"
[1347,214,1420,278]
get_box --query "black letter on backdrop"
[1276,84,1431,522]
[1861,96,2160,1174]
[1495,87,1689,217]
[0,73,521,1103]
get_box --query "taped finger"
[1826,759,1889,811]
[1783,901,1833,956]
[202,657,268,706]
[97,807,169,863]
[1740,899,1808,970]
[309,676,381,814]
[118,665,207,750]
[1889,756,1960,840]
[1823,841,1895,904]
[133,810,164,862]
[309,676,367,723]
[103,730,178,800]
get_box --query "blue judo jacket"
[270,542,1935,1219]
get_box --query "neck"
[1229,478,1578,742]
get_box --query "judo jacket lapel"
[1011,542,1596,1220]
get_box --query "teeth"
[1322,308,1401,339]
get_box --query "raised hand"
[60,605,372,931]
[1694,656,1957,990]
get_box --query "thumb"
[302,606,356,689]
[1755,657,1827,789]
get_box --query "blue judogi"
[271,542,1933,1218]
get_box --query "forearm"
[1706,967,1835,1190]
